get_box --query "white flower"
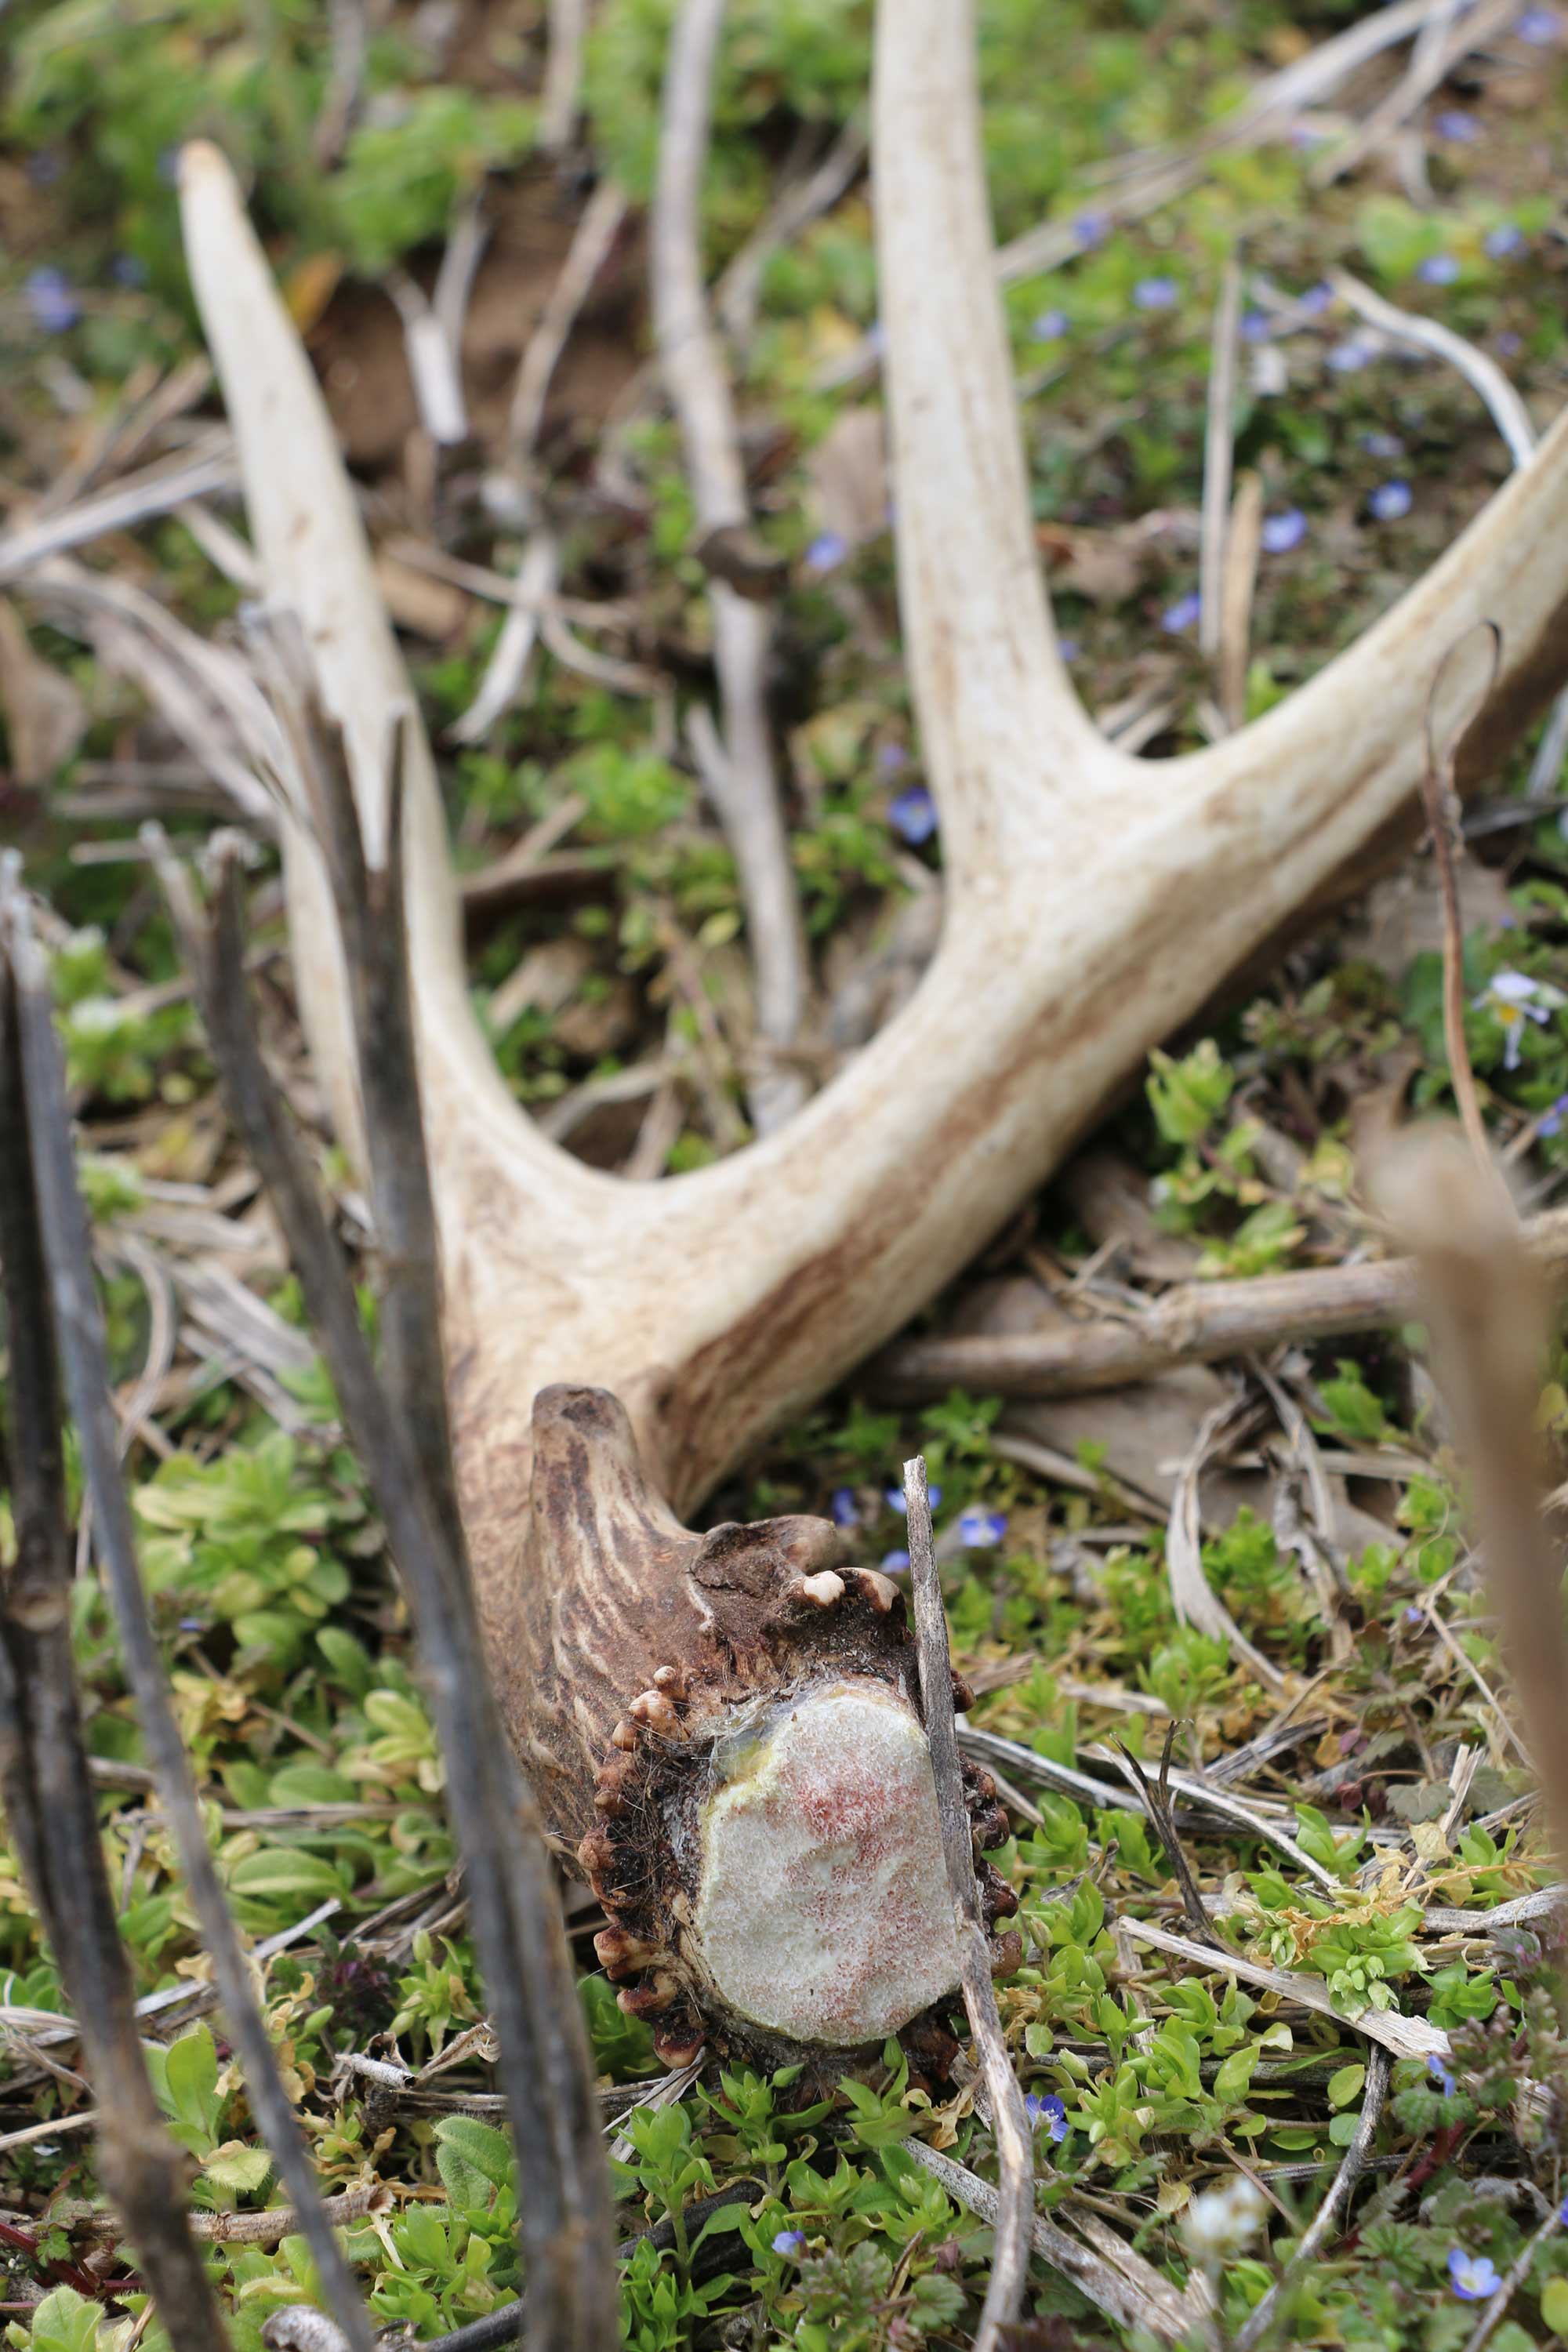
[1181,2175,1267,2261]
[1475,968,1566,1069]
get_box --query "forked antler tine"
[871,0,1121,897]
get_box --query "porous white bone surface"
[694,1679,960,2045]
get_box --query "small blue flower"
[885,1484,940,1515]
[1057,637,1080,662]
[1327,336,1374,373]
[1240,310,1272,343]
[24,267,80,335]
[880,1548,910,1573]
[1073,209,1109,251]
[1559,2193,1568,2225]
[829,1487,858,1528]
[1368,479,1412,522]
[957,1507,1007,1549]
[25,150,62,187]
[1025,2092,1069,2142]
[888,785,938,845]
[1417,252,1461,285]
[806,532,848,574]
[1031,308,1068,342]
[1515,4,1563,42]
[1261,508,1307,555]
[877,742,907,774]
[772,2229,807,2257]
[1404,1602,1425,1624]
[1361,430,1404,459]
[1434,109,1478,142]
[1299,281,1334,315]
[1485,223,1526,259]
[110,254,148,289]
[1447,2249,1500,2301]
[1133,275,1179,312]
[1495,328,1523,358]
[1540,1094,1568,1138]
[1160,590,1202,633]
[1428,2053,1457,2095]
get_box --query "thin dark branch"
[1111,1726,1215,1942]
[903,1454,1033,2352]
[0,894,229,2352]
[147,821,618,2350]
[0,878,378,2352]
[1232,2045,1390,2352]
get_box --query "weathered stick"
[870,1207,1568,1402]
[149,822,619,2351]
[0,891,229,2352]
[1232,2044,1389,2352]
[652,0,808,1131]
[904,1457,1033,2352]
[1372,1129,1568,1882]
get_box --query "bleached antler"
[178,0,1568,2067]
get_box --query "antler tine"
[870,0,1122,898]
[176,143,599,1220]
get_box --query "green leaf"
[1327,2063,1367,2109]
[1539,2276,1568,2337]
[204,2144,274,2194]
[1213,2046,1258,2104]
[434,2114,514,2195]
[688,2201,752,2255]
[227,1849,347,1902]
[162,2023,222,2146]
[27,2287,103,2352]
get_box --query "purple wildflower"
[1428,2053,1457,2095]
[888,784,938,845]
[1132,275,1179,311]
[1447,2249,1500,2301]
[1299,281,1334,315]
[1361,430,1403,459]
[877,742,907,773]
[1539,1094,1568,1138]
[806,531,848,574]
[1031,307,1068,342]
[1025,2092,1069,2142]
[1368,479,1412,522]
[957,1507,1007,1549]
[1261,508,1307,554]
[1485,223,1526,259]
[1417,252,1461,285]
[24,267,79,334]
[772,2229,807,2257]
[1433,110,1478,142]
[110,254,148,289]
[25,151,62,187]
[829,1487,858,1528]
[1240,310,1272,343]
[1160,590,1202,633]
[1327,337,1374,374]
[1515,5,1563,42]
[880,1548,910,1573]
[885,1484,940,1514]
[1073,210,1109,252]
[1057,637,1080,662]
[1496,328,1523,357]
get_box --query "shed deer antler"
[177,0,1568,2067]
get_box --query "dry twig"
[1232,2045,1390,2351]
[0,871,376,2352]
[147,656,619,2346]
[1199,257,1243,664]
[1372,1129,1568,1888]
[870,1205,1568,1402]
[904,1456,1033,2352]
[652,0,808,1131]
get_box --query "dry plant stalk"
[902,1458,1032,2350]
[1371,1129,1568,1879]
[150,0,1568,2074]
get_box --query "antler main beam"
[176,0,1568,2064]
